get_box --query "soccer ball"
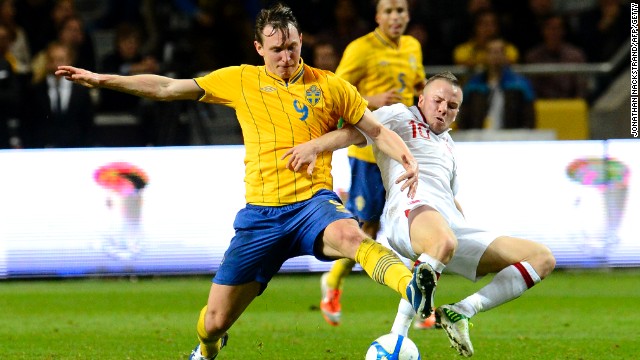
[365,333,421,360]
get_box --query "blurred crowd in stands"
[0,0,632,149]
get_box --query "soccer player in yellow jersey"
[320,0,430,328]
[56,3,437,360]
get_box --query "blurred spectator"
[555,0,598,16]
[453,9,519,70]
[24,42,94,148]
[14,0,53,56]
[309,0,370,58]
[99,22,165,147]
[171,0,217,27]
[311,39,339,72]
[525,14,588,99]
[0,23,21,148]
[56,15,95,70]
[99,22,160,113]
[176,1,256,72]
[0,0,31,75]
[287,0,340,37]
[457,38,536,129]
[434,0,492,61]
[31,15,95,84]
[92,0,146,30]
[0,13,13,70]
[406,21,450,65]
[88,0,161,59]
[19,0,77,58]
[50,0,75,31]
[506,0,557,55]
[577,0,630,62]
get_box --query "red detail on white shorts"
[404,200,422,218]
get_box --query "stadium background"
[1,2,638,359]
[0,1,636,276]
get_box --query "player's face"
[418,79,462,135]
[375,0,410,42]
[254,23,302,80]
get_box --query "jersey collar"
[409,106,452,136]
[264,59,305,86]
[374,28,400,50]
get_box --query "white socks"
[391,299,416,337]
[390,261,542,336]
[390,253,445,337]
[452,262,541,318]
[417,253,446,274]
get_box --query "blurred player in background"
[319,0,428,328]
[56,3,439,360]
[290,72,556,358]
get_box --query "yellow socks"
[196,306,224,358]
[326,258,356,289]
[355,238,412,301]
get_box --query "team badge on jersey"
[260,86,276,92]
[305,85,321,106]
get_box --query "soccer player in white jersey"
[284,72,556,357]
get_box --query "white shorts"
[383,200,498,281]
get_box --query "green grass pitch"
[0,269,638,359]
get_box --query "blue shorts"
[213,189,356,294]
[346,157,385,222]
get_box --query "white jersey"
[371,104,497,279]
[373,104,460,223]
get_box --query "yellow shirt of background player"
[336,28,425,163]
[195,60,368,206]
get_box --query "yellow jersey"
[195,60,368,206]
[336,28,425,163]
[453,40,520,66]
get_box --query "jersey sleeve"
[450,139,459,196]
[352,103,404,148]
[335,40,365,86]
[451,171,459,196]
[193,66,242,106]
[332,75,368,126]
[410,38,426,90]
[372,103,407,132]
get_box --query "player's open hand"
[395,155,418,198]
[281,141,320,176]
[55,66,102,88]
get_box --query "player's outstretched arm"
[55,65,203,101]
[355,108,418,198]
[282,124,365,176]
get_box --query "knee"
[534,245,556,279]
[438,234,458,263]
[325,220,366,249]
[414,228,457,263]
[440,233,458,258]
[204,309,233,338]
